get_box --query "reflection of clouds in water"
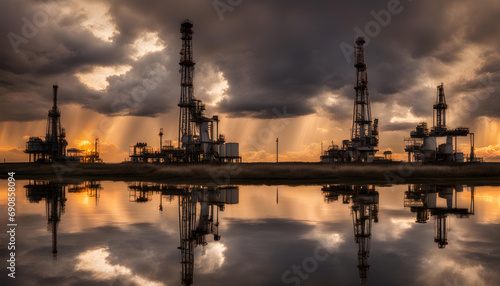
[196,242,227,274]
[304,228,345,252]
[421,254,487,286]
[75,247,164,286]
[376,218,415,241]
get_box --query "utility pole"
[276,138,279,163]
[276,187,279,204]
[159,128,164,150]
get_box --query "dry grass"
[2,162,500,184]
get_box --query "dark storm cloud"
[383,122,417,132]
[1,0,500,122]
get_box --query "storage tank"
[423,137,436,151]
[219,144,225,157]
[225,143,239,157]
[427,192,437,208]
[455,153,464,162]
[438,143,453,154]
[221,187,239,204]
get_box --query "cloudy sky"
[1,0,500,162]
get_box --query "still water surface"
[1,180,499,286]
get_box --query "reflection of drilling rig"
[68,181,102,205]
[322,185,379,285]
[321,37,379,163]
[24,181,67,258]
[128,183,239,285]
[129,20,241,164]
[404,185,475,248]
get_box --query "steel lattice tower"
[433,83,447,132]
[179,192,196,285]
[46,85,67,159]
[351,37,372,144]
[178,19,195,149]
[351,186,378,286]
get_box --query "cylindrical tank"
[423,137,436,151]
[219,144,225,157]
[438,143,453,154]
[225,143,239,157]
[222,187,239,204]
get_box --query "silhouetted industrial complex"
[21,24,489,164]
[404,83,480,163]
[24,85,68,162]
[129,20,241,163]
[24,85,101,163]
[321,37,380,163]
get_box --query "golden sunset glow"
[2,1,500,285]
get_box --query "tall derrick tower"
[351,37,372,143]
[178,19,195,150]
[46,85,67,159]
[350,37,378,162]
[432,83,447,134]
[320,37,379,163]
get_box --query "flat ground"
[1,162,500,185]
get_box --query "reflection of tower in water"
[322,185,379,285]
[68,181,102,206]
[176,186,239,285]
[405,185,475,248]
[25,181,67,259]
[128,183,239,286]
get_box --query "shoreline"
[1,162,500,185]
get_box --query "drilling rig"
[321,37,379,163]
[25,85,68,162]
[129,20,240,163]
[404,83,480,162]
[25,85,102,163]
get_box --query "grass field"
[1,162,500,185]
